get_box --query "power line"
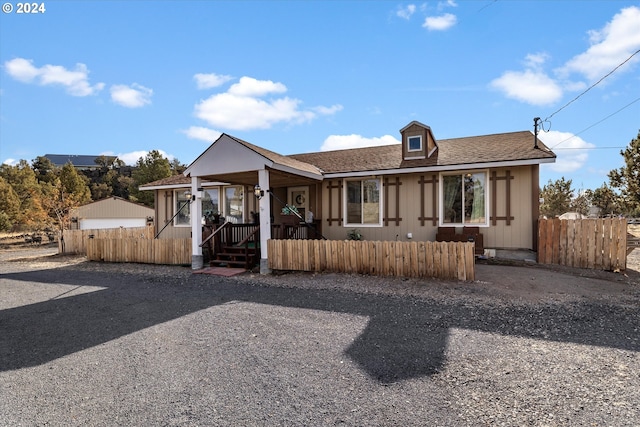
[553,146,626,150]
[544,48,640,122]
[550,96,640,149]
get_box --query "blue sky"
[1,0,639,192]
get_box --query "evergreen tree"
[608,130,640,216]
[540,177,573,218]
[586,184,620,217]
[130,150,173,206]
[59,162,92,206]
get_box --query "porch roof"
[182,133,324,188]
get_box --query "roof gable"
[184,134,323,180]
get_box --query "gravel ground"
[1,246,639,426]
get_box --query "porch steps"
[210,245,259,270]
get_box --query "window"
[408,135,422,152]
[345,178,381,226]
[224,186,244,223]
[441,172,487,226]
[174,191,191,227]
[202,188,219,224]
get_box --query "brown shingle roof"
[140,174,190,188]
[142,130,555,188]
[289,131,555,173]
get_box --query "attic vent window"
[408,136,422,152]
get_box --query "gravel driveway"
[1,247,639,426]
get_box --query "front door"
[288,186,308,220]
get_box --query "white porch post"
[258,169,272,274]
[190,176,203,270]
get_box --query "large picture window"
[441,172,487,226]
[345,178,381,226]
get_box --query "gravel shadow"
[2,263,639,384]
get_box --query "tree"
[608,130,640,216]
[59,162,92,206]
[0,161,49,230]
[31,156,58,184]
[570,189,591,217]
[540,177,573,218]
[0,176,20,231]
[586,183,620,217]
[129,150,173,206]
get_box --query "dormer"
[400,121,438,160]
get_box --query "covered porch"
[183,134,325,272]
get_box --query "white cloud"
[490,69,563,106]
[320,134,400,151]
[194,76,342,131]
[492,6,640,106]
[2,158,18,166]
[559,6,640,81]
[182,126,222,142]
[110,83,153,108]
[397,4,416,20]
[194,73,233,89]
[437,0,457,11]
[228,76,287,97]
[539,130,595,173]
[312,104,344,115]
[422,13,457,31]
[114,149,173,166]
[4,58,104,96]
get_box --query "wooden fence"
[86,238,192,265]
[60,226,154,254]
[268,240,475,281]
[538,218,627,271]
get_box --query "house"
[69,196,154,230]
[140,121,556,271]
[44,154,118,170]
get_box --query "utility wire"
[544,48,640,122]
[550,96,640,149]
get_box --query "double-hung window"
[440,171,488,226]
[345,178,381,226]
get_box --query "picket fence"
[268,239,475,281]
[538,218,627,271]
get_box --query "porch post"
[191,176,203,269]
[258,169,272,274]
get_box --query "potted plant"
[347,229,363,241]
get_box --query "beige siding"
[320,165,536,250]
[484,166,533,249]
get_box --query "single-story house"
[140,121,556,271]
[69,196,154,230]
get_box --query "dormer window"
[408,135,422,152]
